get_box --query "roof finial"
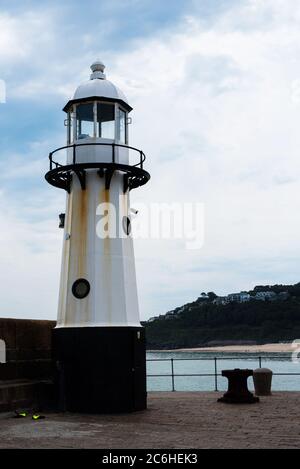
[90,60,106,80]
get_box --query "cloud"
[0,189,62,319]
[114,0,300,316]
[1,0,300,320]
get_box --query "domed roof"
[63,60,132,112]
[73,77,128,103]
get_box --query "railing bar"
[260,372,294,376]
[49,142,146,170]
[147,355,291,361]
[147,373,300,377]
[147,374,224,377]
[147,358,253,361]
[51,142,144,153]
[214,357,218,392]
[171,358,175,392]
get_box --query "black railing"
[49,142,146,171]
[146,355,300,392]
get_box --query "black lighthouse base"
[52,327,147,413]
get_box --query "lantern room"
[63,60,131,145]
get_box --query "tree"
[207,292,217,300]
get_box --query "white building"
[227,292,250,303]
[254,291,277,301]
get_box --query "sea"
[146,351,300,392]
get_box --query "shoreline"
[148,343,294,353]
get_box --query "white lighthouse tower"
[45,61,150,413]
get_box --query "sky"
[0,0,300,321]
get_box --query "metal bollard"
[253,368,273,396]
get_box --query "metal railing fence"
[146,355,298,391]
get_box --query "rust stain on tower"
[77,186,88,278]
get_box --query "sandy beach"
[150,343,294,353]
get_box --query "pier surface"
[0,392,299,449]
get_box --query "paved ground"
[0,392,299,449]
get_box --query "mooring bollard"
[253,368,273,396]
[218,368,259,404]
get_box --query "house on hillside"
[277,291,289,300]
[148,316,158,322]
[254,291,277,301]
[227,292,250,303]
[165,310,176,319]
[198,293,209,301]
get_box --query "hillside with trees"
[144,282,300,349]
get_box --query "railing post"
[140,151,143,169]
[73,144,76,164]
[49,154,52,171]
[171,358,175,392]
[214,357,218,391]
[112,143,115,163]
[259,356,262,368]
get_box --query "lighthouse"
[45,61,150,413]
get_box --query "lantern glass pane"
[97,103,115,139]
[119,108,126,144]
[76,103,94,139]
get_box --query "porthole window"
[72,278,90,299]
[122,216,131,236]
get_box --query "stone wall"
[0,318,56,411]
[0,318,55,380]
